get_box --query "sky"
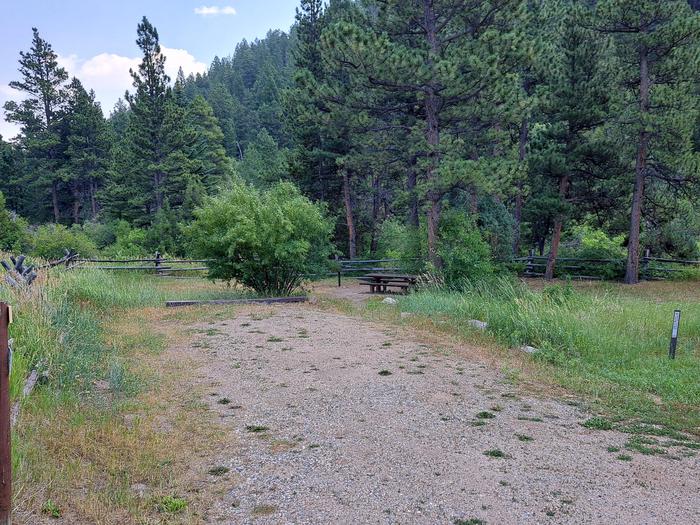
[0,1,300,139]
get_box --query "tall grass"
[398,277,700,430]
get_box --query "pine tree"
[533,2,616,279]
[324,0,526,264]
[596,1,700,283]
[60,78,111,222]
[124,16,171,215]
[186,95,233,192]
[3,27,69,222]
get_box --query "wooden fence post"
[0,302,11,525]
[526,249,535,276]
[154,252,162,276]
[641,249,650,280]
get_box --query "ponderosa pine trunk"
[370,173,380,254]
[51,180,60,222]
[423,0,442,267]
[342,170,357,259]
[544,174,570,281]
[513,118,529,256]
[625,47,650,285]
[407,159,419,229]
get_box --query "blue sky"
[1,1,300,138]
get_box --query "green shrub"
[560,225,626,279]
[0,191,29,252]
[375,218,424,273]
[185,181,334,295]
[102,221,150,258]
[29,224,98,260]
[438,210,494,288]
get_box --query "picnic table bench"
[358,273,417,294]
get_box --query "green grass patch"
[393,278,700,432]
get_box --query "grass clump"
[476,411,496,419]
[158,495,188,513]
[581,417,615,430]
[208,466,230,476]
[378,369,393,376]
[483,449,508,458]
[41,500,61,518]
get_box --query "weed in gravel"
[208,466,230,476]
[490,405,503,412]
[281,346,293,351]
[218,398,231,405]
[41,500,61,518]
[606,446,620,452]
[382,341,392,347]
[378,370,393,376]
[240,323,251,327]
[616,454,632,461]
[246,425,269,433]
[309,444,320,449]
[516,433,533,442]
[267,336,283,342]
[499,480,510,486]
[517,416,544,422]
[158,496,188,513]
[582,417,615,430]
[484,449,508,458]
[454,518,485,525]
[471,420,487,427]
[561,498,574,505]
[297,329,309,338]
[476,411,496,419]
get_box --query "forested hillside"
[3,0,700,284]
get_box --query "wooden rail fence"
[514,249,700,281]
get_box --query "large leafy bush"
[0,191,28,252]
[185,181,333,295]
[437,210,494,288]
[30,224,98,260]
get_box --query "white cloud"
[1,44,207,137]
[57,46,207,114]
[194,5,237,16]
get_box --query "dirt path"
[183,303,699,525]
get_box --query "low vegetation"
[377,278,700,433]
[2,268,246,522]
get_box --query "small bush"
[185,181,334,296]
[438,210,494,288]
[29,224,98,260]
[0,191,29,252]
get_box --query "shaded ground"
[181,302,699,525]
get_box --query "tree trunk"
[90,180,98,219]
[370,173,380,254]
[625,47,650,285]
[427,197,442,267]
[407,159,419,229]
[342,170,357,259]
[544,175,570,281]
[423,0,442,267]
[52,180,60,222]
[513,118,529,256]
[154,172,163,211]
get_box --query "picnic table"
[358,273,417,294]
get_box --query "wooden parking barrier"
[0,303,12,524]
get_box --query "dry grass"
[12,296,239,524]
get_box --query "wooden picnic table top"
[363,273,417,281]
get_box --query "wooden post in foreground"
[0,302,11,525]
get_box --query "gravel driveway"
[192,305,699,525]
